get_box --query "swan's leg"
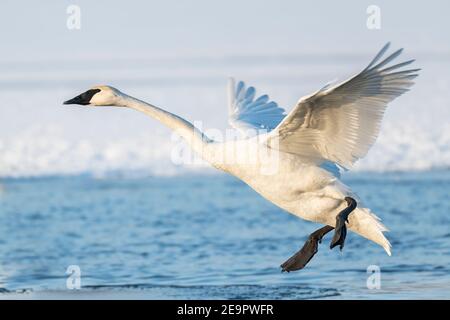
[280,225,334,272]
[330,197,357,251]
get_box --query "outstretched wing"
[228,78,286,136]
[265,43,420,169]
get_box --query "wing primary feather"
[364,42,390,70]
[264,43,419,169]
[379,59,415,73]
[369,48,403,71]
[228,77,236,115]
[227,78,286,136]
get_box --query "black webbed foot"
[281,225,334,272]
[330,197,357,251]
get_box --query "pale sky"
[0,0,449,61]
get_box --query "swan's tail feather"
[349,207,392,256]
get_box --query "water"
[0,171,449,299]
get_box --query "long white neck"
[116,93,214,161]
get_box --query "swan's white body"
[65,43,420,256]
[202,137,390,255]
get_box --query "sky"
[0,0,449,60]
[0,1,449,176]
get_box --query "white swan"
[64,43,419,271]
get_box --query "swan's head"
[64,85,122,106]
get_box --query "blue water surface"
[0,171,449,299]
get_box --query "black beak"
[63,94,87,105]
[63,89,101,105]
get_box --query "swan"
[64,43,419,271]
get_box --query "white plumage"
[65,43,420,261]
[230,43,419,170]
[228,78,286,135]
